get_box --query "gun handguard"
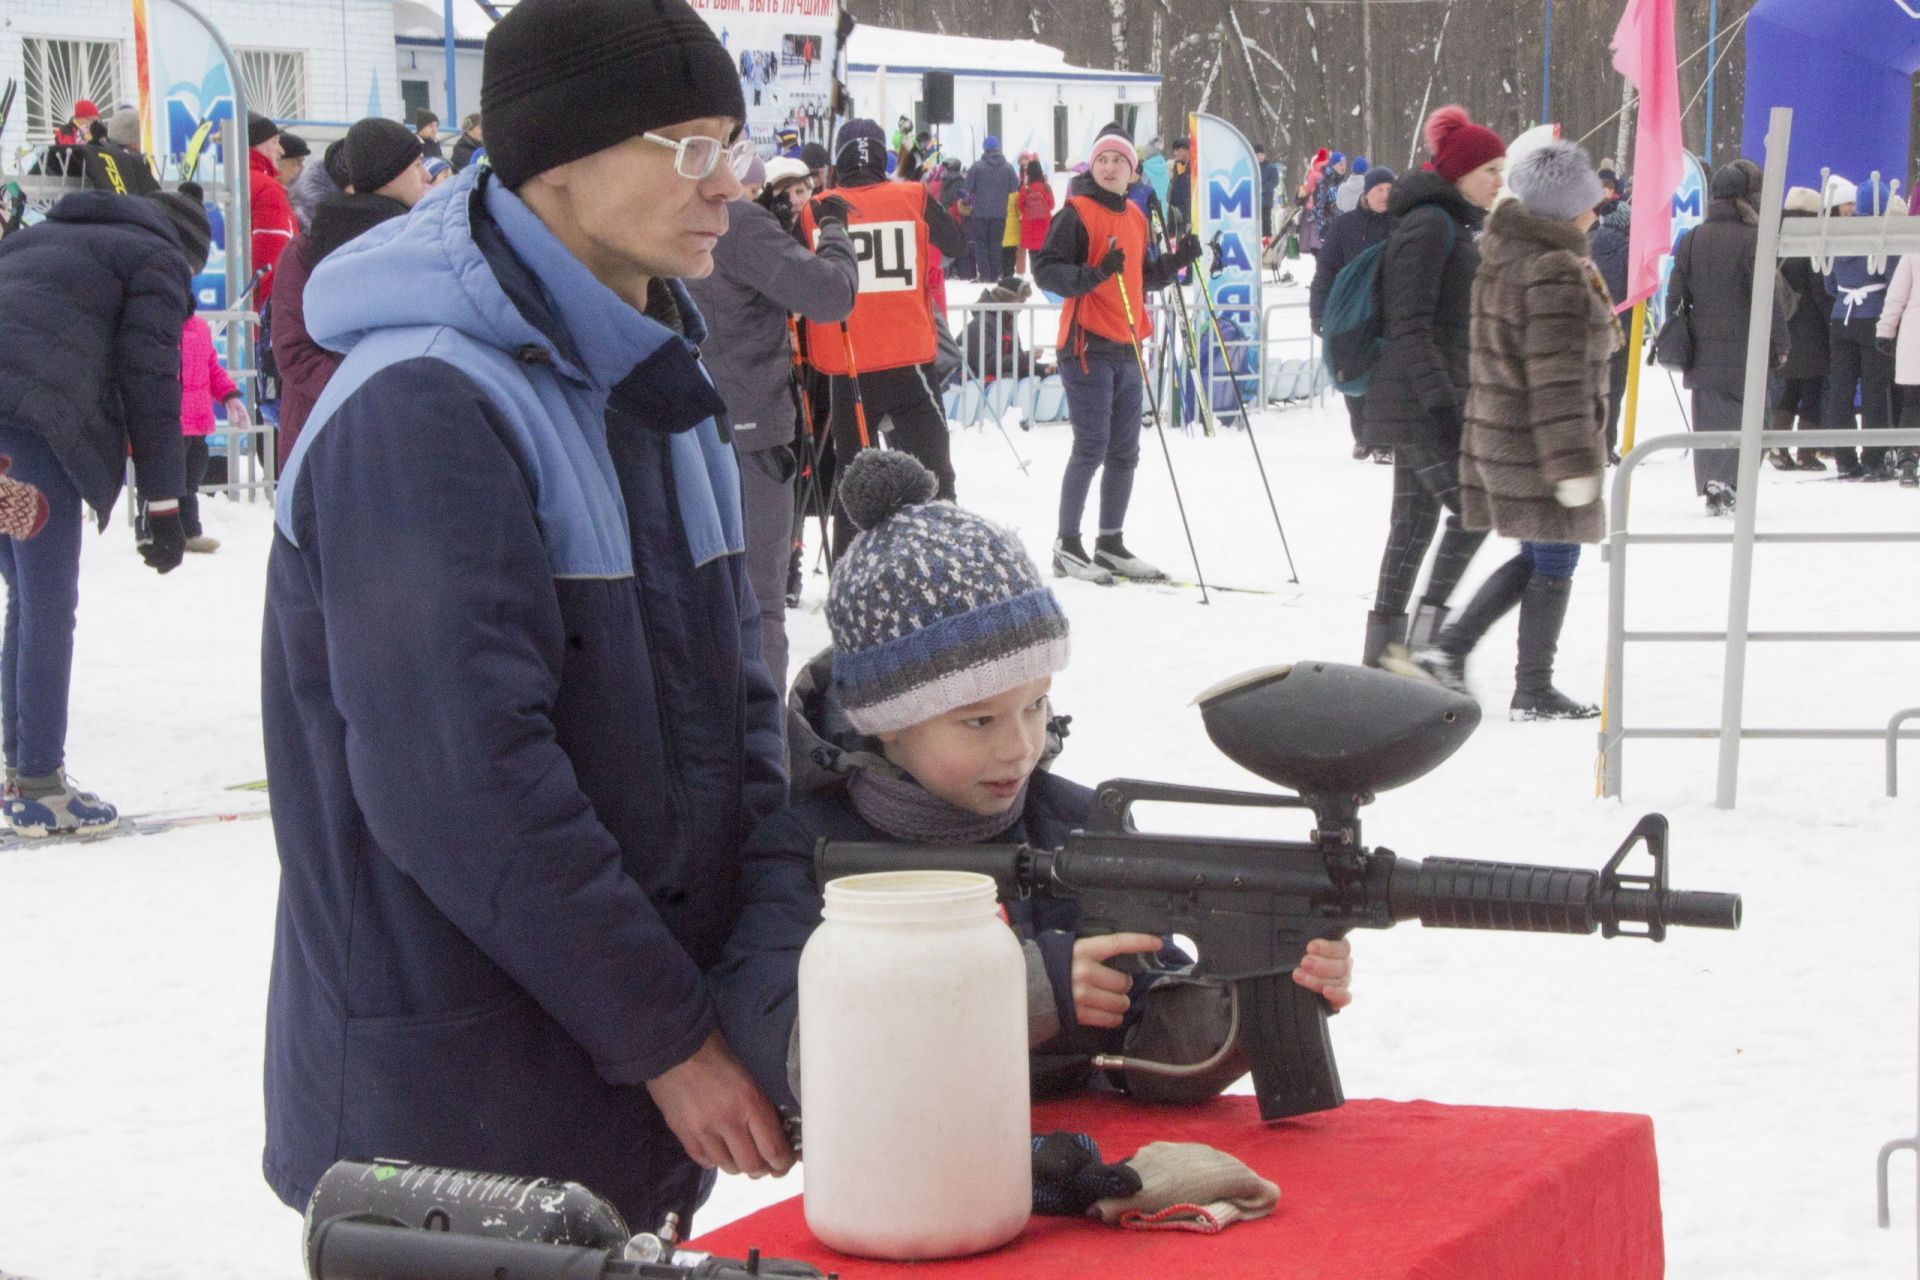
[310,1216,826,1280]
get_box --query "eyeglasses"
[641,132,757,182]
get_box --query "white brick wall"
[1,0,401,155]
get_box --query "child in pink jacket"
[174,313,250,552]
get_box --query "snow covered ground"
[1,353,1916,1278]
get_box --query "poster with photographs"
[686,0,840,153]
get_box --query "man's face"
[538,115,743,282]
[276,156,303,187]
[1364,182,1391,214]
[419,120,439,141]
[1090,150,1133,195]
[382,158,430,208]
[471,121,484,141]
[879,677,1052,817]
[255,135,284,165]
[809,166,828,190]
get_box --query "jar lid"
[821,871,1001,924]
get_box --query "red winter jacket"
[179,315,240,436]
[248,148,296,308]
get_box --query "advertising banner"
[139,0,239,308]
[1190,112,1263,422]
[686,0,839,151]
[1651,151,1707,323]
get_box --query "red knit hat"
[1424,105,1505,184]
[72,99,100,120]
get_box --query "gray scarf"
[848,765,1030,844]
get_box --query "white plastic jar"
[798,870,1031,1260]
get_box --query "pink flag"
[1611,0,1682,311]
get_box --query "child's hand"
[1292,937,1354,1010]
[1070,932,1164,1029]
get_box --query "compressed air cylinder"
[303,1158,630,1252]
[797,871,1030,1260]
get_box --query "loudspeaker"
[924,71,954,125]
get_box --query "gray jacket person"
[685,182,857,699]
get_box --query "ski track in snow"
[0,276,1916,1277]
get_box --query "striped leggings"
[1373,444,1487,616]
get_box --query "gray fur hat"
[1507,140,1605,222]
[826,451,1069,735]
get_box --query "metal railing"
[1598,107,1920,807]
[1599,430,1920,799]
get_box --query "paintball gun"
[304,1158,829,1280]
[817,661,1741,1122]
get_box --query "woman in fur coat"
[1415,141,1618,720]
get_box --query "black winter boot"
[785,542,805,608]
[1411,555,1532,692]
[1361,609,1407,669]
[1509,575,1599,721]
[1407,602,1451,652]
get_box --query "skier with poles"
[797,118,965,556]
[1034,125,1205,586]
[684,154,857,701]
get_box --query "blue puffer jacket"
[261,166,786,1229]
[0,193,190,522]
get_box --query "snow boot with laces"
[3,771,119,837]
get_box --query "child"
[711,450,1353,1113]
[174,305,250,553]
[1016,159,1054,276]
[1033,125,1203,585]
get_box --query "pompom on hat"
[1423,105,1506,184]
[826,451,1070,735]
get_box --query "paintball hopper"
[1196,662,1479,801]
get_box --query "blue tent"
[1740,0,1920,193]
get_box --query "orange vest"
[801,181,936,375]
[1057,194,1153,356]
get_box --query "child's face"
[880,676,1052,817]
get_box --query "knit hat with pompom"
[1424,105,1506,184]
[826,450,1070,734]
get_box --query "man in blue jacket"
[0,188,202,836]
[965,136,1019,281]
[261,0,793,1232]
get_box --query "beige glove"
[1090,1141,1280,1233]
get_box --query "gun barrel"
[1394,858,1741,935]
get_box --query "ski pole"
[785,315,836,571]
[1108,236,1210,606]
[1199,230,1299,584]
[838,322,875,450]
[1147,208,1221,440]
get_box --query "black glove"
[138,505,185,574]
[1877,335,1897,356]
[1097,245,1126,278]
[1031,1131,1143,1217]
[1174,233,1204,268]
[810,194,853,230]
[1310,317,1324,337]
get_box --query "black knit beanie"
[279,131,311,160]
[149,182,212,275]
[347,118,422,194]
[247,112,279,148]
[834,118,888,179]
[481,0,746,189]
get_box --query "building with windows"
[0,0,400,155]
[844,26,1161,171]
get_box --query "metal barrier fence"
[1598,429,1920,799]
[939,294,1319,431]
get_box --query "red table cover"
[689,1094,1664,1279]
